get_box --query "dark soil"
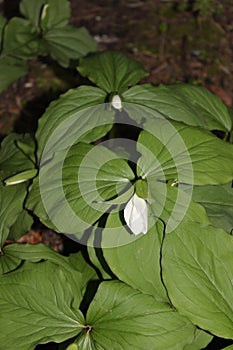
[0,0,233,138]
[0,1,233,349]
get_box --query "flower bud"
[124,193,148,235]
[111,95,122,110]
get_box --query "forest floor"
[0,0,233,138]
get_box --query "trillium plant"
[0,5,233,349]
[0,0,97,92]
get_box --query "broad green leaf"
[168,83,232,131]
[87,245,113,280]
[0,243,76,274]
[68,251,100,316]
[40,0,71,30]
[0,134,35,246]
[68,251,98,297]
[0,133,35,177]
[191,183,233,233]
[183,328,213,350]
[162,222,233,339]
[136,123,231,230]
[0,57,28,93]
[103,220,169,301]
[78,51,148,94]
[43,26,97,67]
[16,135,37,163]
[27,142,134,237]
[137,121,233,185]
[62,142,134,234]
[146,181,210,232]
[36,86,109,160]
[0,244,22,274]
[86,222,114,280]
[3,18,39,59]
[79,280,197,350]
[0,260,85,349]
[25,175,57,231]
[0,178,28,247]
[122,84,232,131]
[102,189,208,282]
[100,210,144,248]
[0,242,72,265]
[101,185,208,249]
[20,0,46,29]
[66,344,79,350]
[7,209,33,241]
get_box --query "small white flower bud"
[111,95,122,110]
[124,193,148,235]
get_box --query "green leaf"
[66,344,79,350]
[0,244,22,274]
[191,183,233,233]
[7,209,33,241]
[103,220,169,301]
[162,222,233,339]
[0,57,28,93]
[16,135,37,163]
[0,243,73,274]
[63,144,134,232]
[36,86,109,160]
[87,244,112,280]
[100,210,140,248]
[0,260,85,349]
[68,252,98,297]
[1,241,76,275]
[169,83,232,131]
[40,0,71,30]
[137,121,233,185]
[27,142,134,236]
[0,133,35,177]
[0,243,74,270]
[122,84,232,131]
[62,142,133,233]
[25,175,57,231]
[79,280,198,350]
[78,51,148,94]
[43,26,97,67]
[0,134,35,246]
[20,0,46,29]
[3,18,39,59]
[86,221,114,279]
[136,123,231,230]
[0,179,28,247]
[145,180,210,232]
[183,328,213,350]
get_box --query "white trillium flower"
[111,95,122,110]
[124,193,148,235]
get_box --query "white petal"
[124,193,148,235]
[111,95,122,110]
